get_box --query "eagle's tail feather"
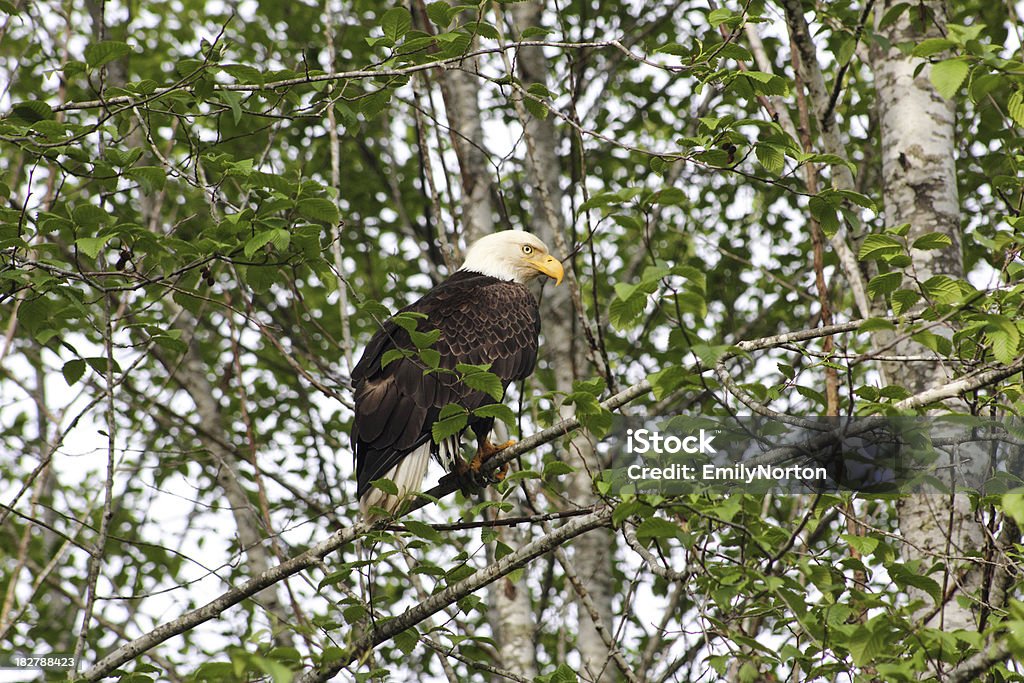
[359,443,431,518]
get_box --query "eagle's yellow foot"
[454,440,514,495]
[470,439,514,482]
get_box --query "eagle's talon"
[470,439,515,472]
[457,439,515,491]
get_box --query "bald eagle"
[352,230,564,516]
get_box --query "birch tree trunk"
[872,0,989,638]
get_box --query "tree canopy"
[2,0,1024,681]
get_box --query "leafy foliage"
[2,0,1024,681]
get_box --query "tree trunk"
[872,0,988,640]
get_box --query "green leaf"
[125,166,167,193]
[808,195,839,236]
[1008,90,1024,128]
[890,289,919,316]
[859,318,895,333]
[634,517,684,542]
[911,38,956,57]
[11,100,53,122]
[985,315,1020,364]
[473,403,516,428]
[381,7,412,44]
[707,7,734,27]
[462,371,503,400]
[548,663,578,683]
[578,191,619,211]
[921,275,961,304]
[858,234,904,260]
[393,627,419,655]
[836,37,856,65]
[409,328,441,349]
[370,478,398,496]
[609,291,647,330]
[426,1,454,28]
[85,356,121,375]
[62,359,86,385]
[755,143,784,175]
[929,59,969,99]
[219,90,243,125]
[524,95,549,120]
[649,365,687,400]
[715,43,752,62]
[738,71,788,96]
[1001,492,1024,527]
[462,21,500,40]
[73,204,110,228]
[402,519,442,543]
[391,311,427,333]
[798,153,857,174]
[418,347,440,369]
[521,26,552,39]
[988,329,1018,365]
[911,232,952,250]
[841,533,879,556]
[649,187,687,206]
[244,228,290,257]
[867,271,902,298]
[380,348,410,369]
[297,197,339,224]
[250,655,294,683]
[889,564,941,601]
[76,234,113,259]
[911,330,950,356]
[432,404,468,443]
[848,621,889,666]
[691,343,733,368]
[543,461,575,478]
[221,63,263,84]
[564,390,612,437]
[85,40,131,68]
[104,147,144,167]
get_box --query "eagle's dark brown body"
[351,270,541,501]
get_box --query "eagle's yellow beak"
[527,253,564,285]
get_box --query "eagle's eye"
[522,244,534,255]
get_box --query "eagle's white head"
[459,229,564,286]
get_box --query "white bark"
[493,526,540,680]
[442,65,495,243]
[872,0,988,637]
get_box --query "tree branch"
[45,41,680,114]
